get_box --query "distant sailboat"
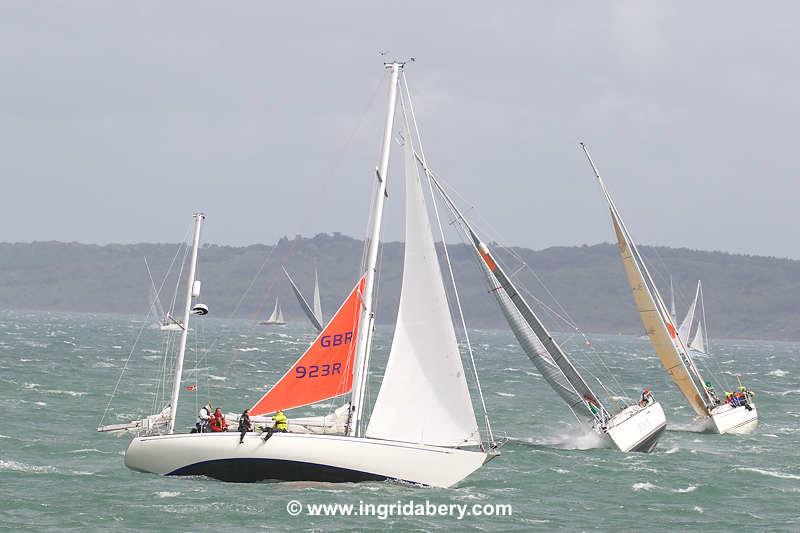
[260,298,286,326]
[582,143,758,435]
[283,267,323,332]
[107,62,499,487]
[677,281,707,355]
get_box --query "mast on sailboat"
[168,212,204,434]
[347,61,403,437]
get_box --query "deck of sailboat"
[125,431,493,487]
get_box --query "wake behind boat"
[103,61,500,488]
[581,143,757,435]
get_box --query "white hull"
[708,402,758,435]
[602,401,667,452]
[259,321,286,326]
[159,323,183,332]
[125,432,493,488]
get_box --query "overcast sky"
[1,2,797,258]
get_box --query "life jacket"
[209,414,226,432]
[273,411,288,431]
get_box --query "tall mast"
[347,62,402,437]
[167,212,204,434]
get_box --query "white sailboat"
[420,162,665,452]
[108,62,498,487]
[283,266,324,332]
[581,143,757,435]
[260,298,286,326]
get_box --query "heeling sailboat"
[419,161,666,452]
[283,266,324,332]
[122,62,498,487]
[260,297,286,326]
[581,143,757,435]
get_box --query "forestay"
[365,115,480,447]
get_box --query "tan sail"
[610,213,709,416]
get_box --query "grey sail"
[479,259,596,418]
[283,267,323,332]
[421,161,607,421]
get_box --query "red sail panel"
[250,275,365,416]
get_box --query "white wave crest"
[0,459,54,473]
[632,482,656,492]
[735,467,800,480]
[672,485,697,493]
[768,369,789,377]
[157,491,181,498]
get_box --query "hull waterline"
[124,432,493,488]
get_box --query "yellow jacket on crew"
[273,410,288,431]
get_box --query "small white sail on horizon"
[260,297,286,326]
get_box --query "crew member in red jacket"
[209,407,228,432]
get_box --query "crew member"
[209,407,227,432]
[639,389,652,407]
[238,409,252,444]
[194,403,212,433]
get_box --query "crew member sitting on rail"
[639,388,653,407]
[209,407,228,432]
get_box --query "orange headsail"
[249,275,366,416]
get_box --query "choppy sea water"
[1,309,798,531]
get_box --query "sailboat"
[581,143,758,435]
[419,160,666,452]
[109,62,498,487]
[677,281,707,356]
[283,267,323,332]
[260,298,286,326]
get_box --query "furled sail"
[365,119,480,447]
[250,276,365,416]
[283,267,323,332]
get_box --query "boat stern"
[709,402,758,435]
[604,401,667,453]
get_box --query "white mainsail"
[313,269,323,325]
[677,286,698,346]
[365,115,480,447]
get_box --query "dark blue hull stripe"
[167,457,390,483]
